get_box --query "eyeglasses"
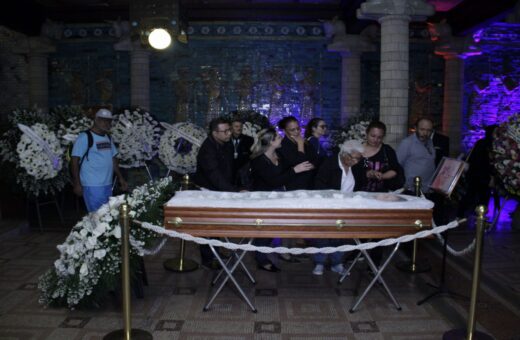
[286,127,301,132]
[216,129,232,134]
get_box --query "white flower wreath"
[111,109,161,168]
[344,120,370,141]
[38,177,172,308]
[57,115,93,146]
[159,122,207,174]
[242,121,261,138]
[16,123,64,180]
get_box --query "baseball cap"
[95,108,115,119]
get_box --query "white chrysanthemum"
[345,121,369,141]
[159,122,207,174]
[16,123,63,179]
[111,108,161,168]
[38,177,173,308]
[242,121,261,138]
[57,115,93,146]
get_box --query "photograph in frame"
[429,157,466,197]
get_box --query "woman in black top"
[355,121,404,266]
[277,116,318,190]
[249,127,314,271]
[304,117,328,162]
[355,121,404,192]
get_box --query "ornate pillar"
[328,33,375,126]
[130,47,150,110]
[435,38,481,156]
[358,0,434,147]
[14,37,56,113]
[115,38,150,110]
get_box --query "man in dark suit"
[431,129,450,167]
[194,117,237,192]
[193,117,238,269]
[230,118,254,185]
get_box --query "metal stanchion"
[443,206,493,340]
[104,203,152,340]
[163,174,199,272]
[396,176,432,273]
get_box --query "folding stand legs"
[338,239,402,313]
[203,239,257,313]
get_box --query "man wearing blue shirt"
[71,108,128,212]
[396,117,436,193]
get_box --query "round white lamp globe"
[148,28,172,50]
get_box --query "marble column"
[357,0,434,147]
[115,39,150,110]
[14,37,56,113]
[130,47,150,110]
[328,33,375,126]
[340,51,361,126]
[435,39,481,156]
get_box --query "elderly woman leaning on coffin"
[311,140,364,275]
[249,127,314,272]
[314,139,364,192]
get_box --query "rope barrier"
[417,190,476,257]
[432,219,476,256]
[129,236,169,256]
[130,219,464,255]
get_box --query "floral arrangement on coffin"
[111,108,161,168]
[491,113,520,197]
[0,109,69,197]
[159,122,207,174]
[38,176,177,308]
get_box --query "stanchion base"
[442,328,493,340]
[163,258,199,272]
[103,328,153,340]
[395,260,431,273]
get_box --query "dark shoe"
[257,261,280,272]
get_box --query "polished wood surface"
[164,206,432,239]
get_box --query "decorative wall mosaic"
[462,23,520,151]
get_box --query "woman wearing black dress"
[356,121,403,192]
[277,116,319,190]
[354,120,404,265]
[304,117,328,162]
[249,127,314,271]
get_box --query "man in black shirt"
[230,118,254,185]
[193,117,238,268]
[194,118,238,192]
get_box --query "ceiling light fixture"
[148,28,172,49]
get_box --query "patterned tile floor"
[0,202,519,340]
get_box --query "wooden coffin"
[163,190,433,239]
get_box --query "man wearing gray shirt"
[396,117,436,193]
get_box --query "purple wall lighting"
[462,23,520,152]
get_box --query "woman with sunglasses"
[304,117,328,158]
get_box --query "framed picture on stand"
[429,157,466,197]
